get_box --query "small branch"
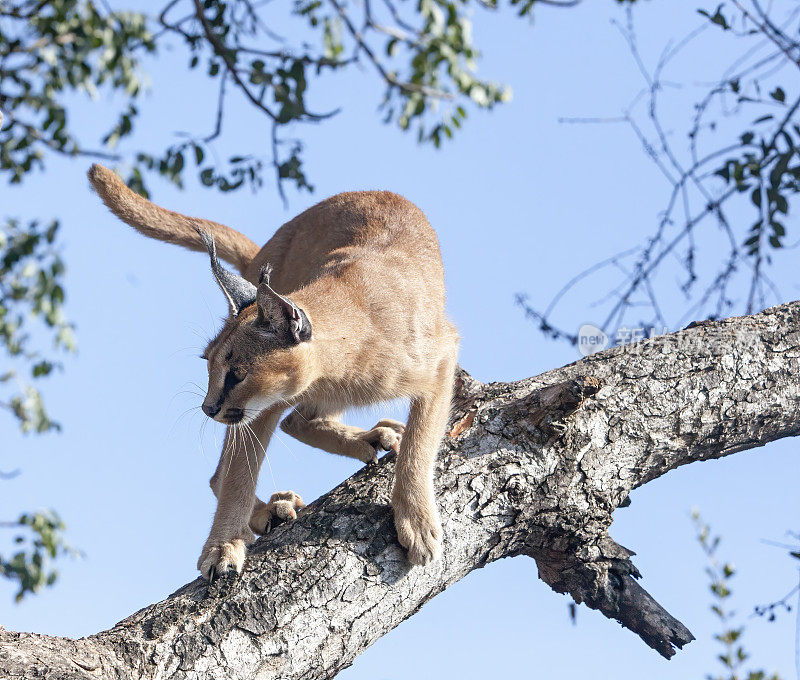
[730,0,800,69]
[191,0,278,122]
[2,116,121,161]
[328,0,454,101]
[531,4,800,342]
[203,70,228,143]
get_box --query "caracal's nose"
[202,403,221,417]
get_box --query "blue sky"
[3,1,799,678]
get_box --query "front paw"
[393,500,442,566]
[249,491,306,534]
[356,419,406,464]
[197,527,254,580]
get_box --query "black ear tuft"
[197,228,257,316]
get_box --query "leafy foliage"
[696,3,800,267]
[694,511,781,680]
[154,0,514,196]
[0,0,155,181]
[1,0,525,201]
[0,217,74,433]
[0,510,78,602]
[0,217,76,602]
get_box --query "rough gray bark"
[2,301,799,680]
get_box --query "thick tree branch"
[2,301,799,678]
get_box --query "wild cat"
[88,164,459,578]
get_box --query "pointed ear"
[256,266,312,344]
[197,228,257,316]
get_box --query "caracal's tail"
[87,164,260,275]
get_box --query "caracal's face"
[200,307,310,425]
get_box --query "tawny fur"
[88,165,260,274]
[88,164,459,576]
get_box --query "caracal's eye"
[223,367,246,391]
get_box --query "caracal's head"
[197,231,313,425]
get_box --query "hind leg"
[392,356,455,565]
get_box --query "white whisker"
[244,420,278,493]
[170,405,202,438]
[236,423,256,488]
[224,427,236,481]
[195,413,212,466]
[271,430,298,462]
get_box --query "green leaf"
[31,361,54,378]
[698,5,730,30]
[770,87,786,103]
[200,168,215,186]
